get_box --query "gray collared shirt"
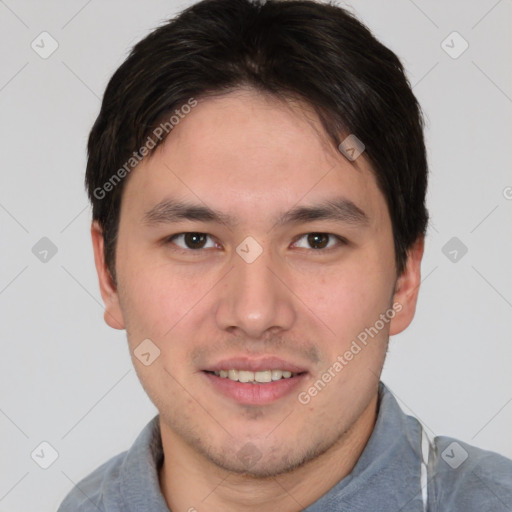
[57,383,512,511]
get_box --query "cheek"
[291,253,394,341]
[124,275,198,338]
[118,258,235,363]
[116,244,202,341]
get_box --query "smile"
[210,369,299,383]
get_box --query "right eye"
[164,232,218,251]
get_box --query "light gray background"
[1,0,511,510]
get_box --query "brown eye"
[168,232,216,250]
[307,233,330,249]
[183,233,208,249]
[293,232,343,250]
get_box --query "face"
[93,89,423,477]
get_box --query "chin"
[205,436,333,478]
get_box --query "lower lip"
[203,371,307,405]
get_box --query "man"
[57,0,512,510]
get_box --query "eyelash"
[164,232,347,254]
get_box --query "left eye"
[292,233,343,250]
[167,232,217,250]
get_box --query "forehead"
[121,89,389,229]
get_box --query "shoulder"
[430,435,512,511]
[57,450,127,511]
[57,416,163,511]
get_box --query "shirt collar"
[120,415,169,511]
[119,382,425,511]
[304,382,426,511]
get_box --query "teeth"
[271,369,283,380]
[238,370,253,383]
[255,370,272,383]
[212,369,298,383]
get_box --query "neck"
[159,393,378,512]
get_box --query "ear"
[91,221,125,330]
[389,235,424,336]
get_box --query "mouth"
[206,368,302,382]
[202,357,309,405]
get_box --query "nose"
[214,242,296,338]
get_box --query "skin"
[92,88,424,511]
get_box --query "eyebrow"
[143,197,369,229]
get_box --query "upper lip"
[204,356,309,373]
